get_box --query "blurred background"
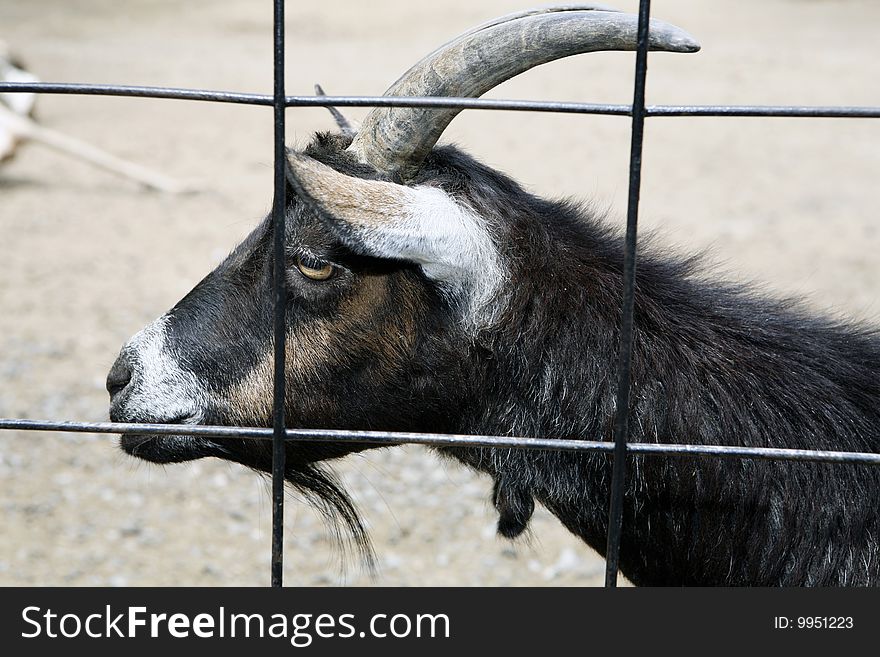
[0,0,877,586]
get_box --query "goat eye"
[295,254,335,281]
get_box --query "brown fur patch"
[224,317,337,425]
[343,273,424,364]
[222,272,421,426]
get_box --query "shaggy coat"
[109,131,880,586]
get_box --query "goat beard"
[283,461,376,575]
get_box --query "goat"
[106,5,880,586]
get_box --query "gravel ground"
[1,0,878,586]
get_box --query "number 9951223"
[774,616,854,629]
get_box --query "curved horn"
[348,6,699,182]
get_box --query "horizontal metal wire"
[1,82,879,118]
[1,418,879,465]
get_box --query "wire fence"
[1,0,879,587]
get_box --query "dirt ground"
[1,0,878,586]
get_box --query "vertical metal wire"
[604,0,652,587]
[270,0,288,588]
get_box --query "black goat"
[107,6,880,586]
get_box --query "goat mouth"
[119,415,223,464]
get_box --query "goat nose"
[106,355,134,400]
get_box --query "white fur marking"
[122,315,206,422]
[361,186,506,324]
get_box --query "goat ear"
[286,152,504,301]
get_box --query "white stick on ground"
[0,104,194,194]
